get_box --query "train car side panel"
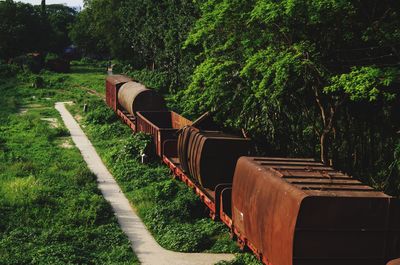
[106,75,132,111]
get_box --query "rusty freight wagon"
[183,129,251,189]
[105,77,400,265]
[105,75,132,111]
[225,157,400,265]
[106,76,167,131]
[136,111,192,157]
[164,125,251,219]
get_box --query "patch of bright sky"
[16,0,84,8]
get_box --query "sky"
[16,0,84,8]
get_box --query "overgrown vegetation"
[74,0,400,196]
[71,0,201,90]
[68,97,239,254]
[0,63,138,264]
[1,61,254,264]
[3,0,400,195]
[2,0,400,263]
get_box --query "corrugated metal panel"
[177,126,191,173]
[179,129,251,190]
[231,156,399,265]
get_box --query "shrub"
[0,62,19,77]
[12,54,43,73]
[85,103,117,125]
[45,53,59,63]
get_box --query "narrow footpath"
[55,102,234,265]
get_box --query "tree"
[0,0,76,59]
[118,0,201,89]
[180,0,400,191]
[0,0,42,59]
[70,0,129,58]
[46,4,77,53]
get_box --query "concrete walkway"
[55,102,234,265]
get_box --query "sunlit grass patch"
[0,175,43,206]
[0,63,138,264]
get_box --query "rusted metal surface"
[198,133,251,190]
[136,111,192,157]
[116,109,136,131]
[219,187,233,227]
[231,157,400,265]
[177,126,194,173]
[118,82,166,115]
[163,139,178,158]
[106,75,132,111]
[176,113,219,173]
[162,155,217,218]
[388,259,400,265]
[178,128,251,190]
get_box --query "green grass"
[0,63,138,264]
[64,64,262,264]
[68,99,239,254]
[1,60,262,264]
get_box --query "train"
[105,74,400,265]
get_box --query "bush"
[12,54,43,73]
[79,57,96,64]
[121,133,153,160]
[31,75,45,88]
[85,103,117,125]
[0,62,19,77]
[45,53,60,63]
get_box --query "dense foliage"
[69,0,126,59]
[0,0,76,60]
[71,0,201,90]
[179,0,400,194]
[2,0,400,261]
[74,0,400,195]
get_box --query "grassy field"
[64,63,262,264]
[67,86,239,254]
[0,60,261,264]
[0,63,138,264]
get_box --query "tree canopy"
[0,0,76,60]
[178,0,400,193]
[2,0,399,194]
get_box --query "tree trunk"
[313,86,339,165]
[320,130,328,164]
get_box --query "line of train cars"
[105,75,400,265]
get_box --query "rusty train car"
[105,75,400,265]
